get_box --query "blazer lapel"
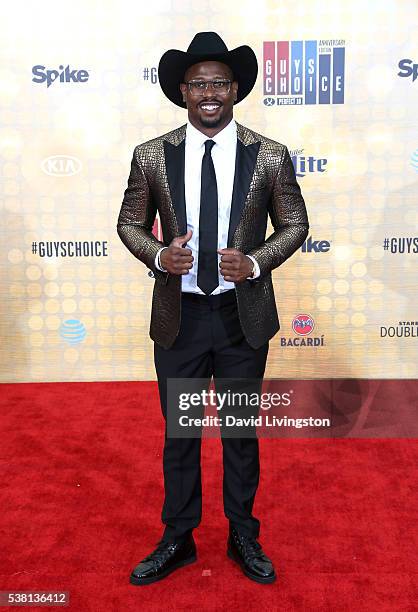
[163,138,187,235]
[162,122,261,243]
[227,124,261,246]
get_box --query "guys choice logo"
[263,39,345,106]
[281,314,325,347]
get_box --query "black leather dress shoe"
[130,535,197,585]
[227,527,276,584]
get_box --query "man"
[117,31,309,585]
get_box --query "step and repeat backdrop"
[0,0,417,383]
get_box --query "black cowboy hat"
[158,31,258,108]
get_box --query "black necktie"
[197,139,218,295]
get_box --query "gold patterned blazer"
[117,122,309,349]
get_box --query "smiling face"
[179,60,238,137]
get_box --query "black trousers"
[154,289,269,543]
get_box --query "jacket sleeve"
[116,146,168,284]
[247,146,309,278]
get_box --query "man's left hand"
[217,248,253,283]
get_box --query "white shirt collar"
[186,118,237,150]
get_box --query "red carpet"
[1,381,417,611]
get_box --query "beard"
[196,104,224,128]
[199,115,223,128]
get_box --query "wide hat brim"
[158,45,258,108]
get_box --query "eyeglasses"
[184,80,232,95]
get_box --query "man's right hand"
[160,229,194,275]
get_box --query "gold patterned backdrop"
[1,0,417,382]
